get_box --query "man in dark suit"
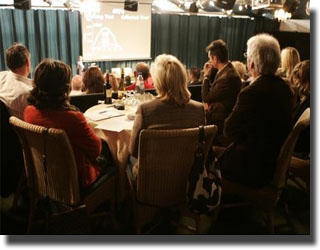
[219,33,294,187]
[202,39,241,146]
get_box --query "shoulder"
[187,99,204,109]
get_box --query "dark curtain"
[151,14,279,68]
[0,9,81,76]
[0,9,279,75]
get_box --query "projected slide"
[82,1,152,61]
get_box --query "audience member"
[202,39,242,146]
[70,75,83,96]
[188,67,201,85]
[126,62,153,90]
[129,54,206,177]
[125,75,132,86]
[24,59,111,189]
[82,66,104,94]
[231,61,247,81]
[219,33,294,187]
[0,43,32,120]
[105,73,119,92]
[290,60,310,159]
[277,47,300,79]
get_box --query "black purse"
[187,126,222,214]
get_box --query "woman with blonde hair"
[128,54,206,177]
[277,47,301,79]
[291,60,310,158]
[82,66,104,93]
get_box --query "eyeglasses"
[243,52,247,58]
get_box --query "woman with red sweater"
[24,59,108,189]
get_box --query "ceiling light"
[274,8,292,21]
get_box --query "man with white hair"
[70,75,83,96]
[219,33,294,187]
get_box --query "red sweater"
[24,105,102,188]
[126,76,154,90]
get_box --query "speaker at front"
[214,0,236,10]
[124,0,138,12]
[14,0,31,10]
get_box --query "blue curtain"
[0,9,279,75]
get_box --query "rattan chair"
[127,125,217,234]
[220,107,310,234]
[9,116,117,234]
[287,108,310,196]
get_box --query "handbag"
[187,126,222,214]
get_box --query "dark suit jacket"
[202,62,241,146]
[220,74,294,187]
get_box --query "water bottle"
[137,72,145,95]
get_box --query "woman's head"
[291,60,310,100]
[280,47,300,78]
[28,59,72,109]
[152,54,190,105]
[82,66,105,93]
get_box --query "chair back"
[272,108,310,189]
[188,84,202,102]
[70,93,104,113]
[0,101,24,197]
[136,125,217,207]
[9,116,81,206]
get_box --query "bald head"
[72,75,83,91]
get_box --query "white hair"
[247,33,281,75]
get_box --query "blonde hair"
[290,60,310,101]
[232,61,246,80]
[152,54,191,106]
[280,47,301,78]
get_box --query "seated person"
[70,75,83,96]
[202,39,242,146]
[24,59,111,189]
[125,75,132,87]
[82,66,104,94]
[0,43,33,120]
[128,54,206,178]
[126,62,154,90]
[219,33,294,187]
[277,47,300,80]
[290,60,310,159]
[188,67,201,85]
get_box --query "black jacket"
[220,74,294,187]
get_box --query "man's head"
[135,62,150,80]
[206,39,229,68]
[188,67,201,82]
[72,75,83,91]
[246,33,281,77]
[6,43,31,76]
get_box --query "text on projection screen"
[82,2,152,61]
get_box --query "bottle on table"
[104,72,112,104]
[136,71,145,95]
[118,67,126,99]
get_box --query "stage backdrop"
[0,9,280,75]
